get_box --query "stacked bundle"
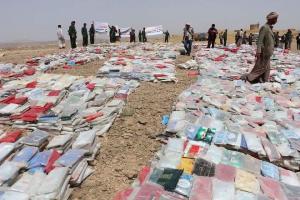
[115,44,300,199]
[97,43,178,82]
[0,74,138,136]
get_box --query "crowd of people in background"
[56,20,299,53]
[57,22,153,48]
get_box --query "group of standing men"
[57,21,96,49]
[129,28,147,43]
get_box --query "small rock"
[123,170,137,180]
[138,119,147,125]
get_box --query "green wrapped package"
[157,168,183,191]
[195,127,215,144]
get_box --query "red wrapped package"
[85,112,103,122]
[259,177,287,200]
[131,183,164,200]
[47,90,61,96]
[26,81,37,88]
[215,164,236,182]
[114,188,134,200]
[44,150,61,174]
[0,95,15,104]
[137,166,151,185]
[190,176,212,200]
[10,97,27,105]
[86,83,96,91]
[24,68,36,76]
[0,130,22,143]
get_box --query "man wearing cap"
[183,23,194,56]
[241,12,278,83]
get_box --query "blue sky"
[0,0,299,42]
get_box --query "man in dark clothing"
[248,33,253,45]
[89,24,95,44]
[297,34,300,50]
[242,31,247,44]
[286,29,292,49]
[223,29,228,46]
[164,31,170,43]
[109,26,117,43]
[274,32,279,48]
[284,33,289,49]
[130,29,136,43]
[68,21,77,49]
[81,23,88,47]
[138,30,142,42]
[207,24,218,48]
[142,27,147,42]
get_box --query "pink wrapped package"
[259,177,287,200]
[215,164,236,182]
[189,176,212,200]
[261,138,281,162]
[114,188,134,200]
[130,183,164,200]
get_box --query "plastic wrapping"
[189,176,212,200]
[259,177,287,200]
[261,161,280,180]
[0,161,22,186]
[212,179,235,200]
[215,163,236,182]
[235,169,260,194]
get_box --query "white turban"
[266,12,279,20]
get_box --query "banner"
[145,25,163,36]
[120,27,131,38]
[94,22,109,33]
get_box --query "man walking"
[57,25,65,49]
[81,23,88,47]
[183,23,194,56]
[68,21,77,49]
[89,24,95,44]
[223,29,228,46]
[241,12,279,84]
[207,24,218,48]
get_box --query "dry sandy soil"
[71,56,195,200]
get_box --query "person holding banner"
[81,23,88,47]
[142,27,147,42]
[68,21,77,49]
[89,24,95,44]
[183,23,194,56]
[109,26,117,43]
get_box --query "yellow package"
[235,169,260,194]
[177,157,195,174]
